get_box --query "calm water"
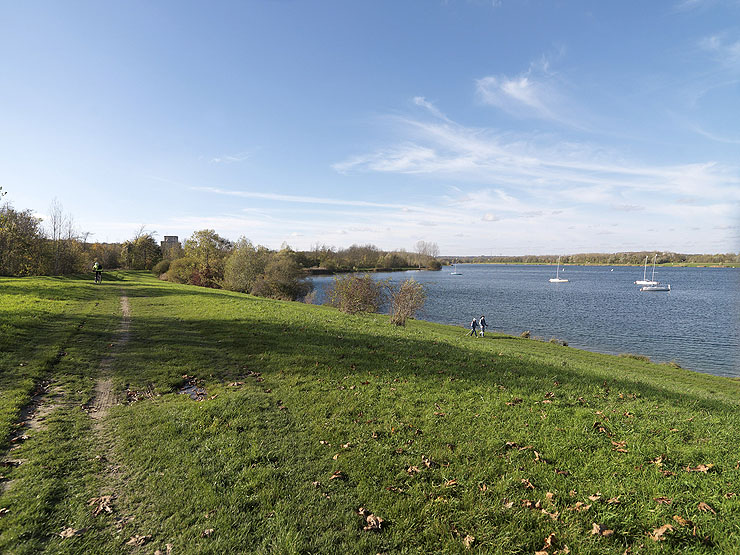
[310,265,740,378]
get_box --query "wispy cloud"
[699,33,740,68]
[209,150,254,164]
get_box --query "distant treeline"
[1,191,442,301]
[443,252,740,265]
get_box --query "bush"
[327,274,387,314]
[165,257,198,284]
[152,259,170,276]
[389,279,426,326]
[251,254,311,301]
[223,239,270,293]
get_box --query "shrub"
[389,279,426,326]
[223,239,270,293]
[250,254,311,301]
[327,274,387,314]
[152,259,170,276]
[165,257,198,284]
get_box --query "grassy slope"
[1,272,739,554]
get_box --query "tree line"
[445,252,740,265]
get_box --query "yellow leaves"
[697,501,716,514]
[591,523,614,537]
[358,507,385,531]
[648,524,673,541]
[88,495,114,516]
[685,463,714,473]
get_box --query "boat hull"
[640,284,670,292]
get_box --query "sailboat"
[639,255,671,291]
[450,262,462,275]
[634,255,659,285]
[549,256,568,283]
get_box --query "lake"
[309,265,740,378]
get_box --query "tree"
[389,279,426,326]
[121,228,162,270]
[327,274,388,314]
[184,229,232,286]
[223,238,271,293]
[0,202,45,276]
[251,252,312,300]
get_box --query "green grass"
[1,272,739,553]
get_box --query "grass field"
[1,271,739,554]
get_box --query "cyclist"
[93,261,103,284]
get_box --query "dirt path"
[90,294,130,422]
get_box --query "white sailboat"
[549,256,569,283]
[634,255,659,285]
[639,255,671,291]
[450,263,462,275]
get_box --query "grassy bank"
[1,272,739,554]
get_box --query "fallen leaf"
[228,381,244,387]
[654,497,672,505]
[406,466,420,474]
[60,527,86,538]
[201,528,214,537]
[698,501,716,514]
[570,502,591,512]
[329,470,346,480]
[649,524,673,541]
[341,443,351,449]
[444,479,458,487]
[332,453,339,460]
[506,398,523,406]
[0,508,9,517]
[88,495,115,516]
[462,534,475,548]
[421,455,436,468]
[725,492,736,499]
[126,534,152,546]
[502,500,514,509]
[673,515,693,527]
[607,497,621,505]
[546,491,555,501]
[588,494,602,502]
[541,508,559,521]
[362,512,384,531]
[540,532,556,551]
[478,483,488,492]
[591,523,613,537]
[521,478,535,490]
[685,464,714,473]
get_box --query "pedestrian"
[92,260,103,284]
[468,317,479,337]
[480,315,487,337]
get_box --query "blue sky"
[2,0,739,255]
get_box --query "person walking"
[479,315,487,337]
[468,317,479,337]
[92,261,103,284]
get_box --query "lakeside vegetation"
[2,271,739,553]
[443,252,740,267]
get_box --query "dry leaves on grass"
[648,524,673,541]
[358,507,385,531]
[654,497,672,505]
[88,495,114,516]
[698,501,716,514]
[588,493,602,502]
[521,478,535,490]
[591,523,614,537]
[673,515,694,527]
[0,508,9,517]
[201,528,214,537]
[329,470,346,481]
[685,464,714,473]
[60,527,86,538]
[569,502,591,512]
[154,545,173,555]
[506,398,523,406]
[126,534,152,546]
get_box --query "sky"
[1,0,739,256]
